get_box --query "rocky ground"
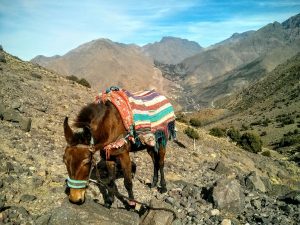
[0,49,299,225]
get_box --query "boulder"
[141,199,175,225]
[2,108,21,122]
[278,190,300,205]
[245,172,266,193]
[212,178,245,212]
[20,117,32,132]
[45,198,139,225]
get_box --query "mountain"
[211,30,256,47]
[172,13,300,109]
[1,49,299,224]
[142,36,203,64]
[31,38,172,94]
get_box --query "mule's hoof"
[128,200,136,207]
[159,186,167,193]
[150,182,157,188]
[104,202,112,208]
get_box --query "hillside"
[142,37,203,64]
[1,48,300,224]
[170,13,300,109]
[201,53,300,163]
[31,38,172,95]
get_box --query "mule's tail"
[168,120,177,141]
[168,120,186,148]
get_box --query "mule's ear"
[64,117,74,145]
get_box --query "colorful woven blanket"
[124,89,175,135]
[96,87,175,138]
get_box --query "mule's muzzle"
[69,188,86,204]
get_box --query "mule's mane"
[74,102,106,128]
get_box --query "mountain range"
[31,13,300,111]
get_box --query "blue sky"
[0,0,299,60]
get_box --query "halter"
[66,137,97,189]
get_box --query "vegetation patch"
[184,127,199,140]
[190,118,202,127]
[66,75,91,88]
[227,127,241,142]
[237,132,263,153]
[209,127,226,137]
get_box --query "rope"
[89,159,177,220]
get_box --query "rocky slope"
[208,53,300,162]
[142,37,203,64]
[31,38,172,95]
[0,49,299,225]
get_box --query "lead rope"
[88,158,177,221]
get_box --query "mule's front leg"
[119,152,134,206]
[105,161,117,208]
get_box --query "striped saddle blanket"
[125,89,175,135]
[97,87,175,138]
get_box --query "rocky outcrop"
[39,198,140,225]
[212,178,245,212]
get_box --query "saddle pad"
[125,90,175,135]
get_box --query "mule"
[63,90,175,207]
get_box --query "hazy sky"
[1,0,299,60]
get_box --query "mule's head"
[63,117,92,204]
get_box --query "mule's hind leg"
[158,145,167,193]
[147,147,159,188]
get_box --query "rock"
[6,162,14,173]
[245,172,266,193]
[0,45,3,51]
[212,178,245,212]
[213,161,232,174]
[171,218,182,225]
[12,102,21,110]
[221,219,231,225]
[141,198,175,225]
[0,180,3,188]
[48,197,139,225]
[0,195,6,210]
[31,72,42,79]
[210,209,220,216]
[20,117,32,132]
[251,199,261,209]
[35,214,51,225]
[0,103,5,119]
[0,52,5,63]
[2,108,22,122]
[278,190,300,205]
[20,194,37,202]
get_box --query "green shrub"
[241,124,249,131]
[184,127,199,139]
[279,136,300,147]
[66,75,91,88]
[209,127,226,137]
[261,150,271,157]
[260,131,267,136]
[78,78,91,88]
[66,75,79,82]
[190,118,202,127]
[227,127,241,142]
[238,132,262,153]
[176,113,188,123]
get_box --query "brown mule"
[63,100,174,207]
